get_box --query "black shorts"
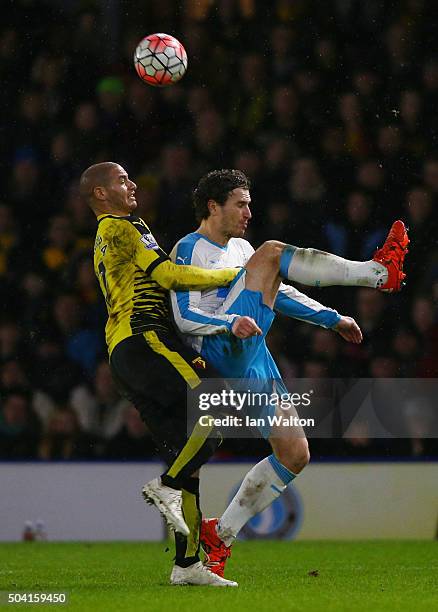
[110,329,221,473]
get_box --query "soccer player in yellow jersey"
[80,162,248,586]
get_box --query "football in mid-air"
[134,33,188,87]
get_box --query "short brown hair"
[193,169,251,222]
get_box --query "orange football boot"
[372,220,409,292]
[200,518,232,578]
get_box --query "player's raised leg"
[244,220,409,300]
[279,220,409,292]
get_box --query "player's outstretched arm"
[275,284,362,343]
[275,283,341,328]
[151,260,238,291]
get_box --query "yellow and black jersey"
[94,214,172,354]
[94,214,238,355]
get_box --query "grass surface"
[0,541,436,611]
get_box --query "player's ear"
[93,185,107,201]
[207,199,218,216]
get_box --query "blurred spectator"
[337,92,371,160]
[318,126,355,202]
[8,152,45,236]
[399,89,427,159]
[70,361,129,442]
[269,25,297,81]
[30,338,82,404]
[0,204,20,279]
[355,160,388,222]
[293,66,325,135]
[229,53,268,141]
[31,54,64,119]
[302,359,330,378]
[324,191,386,260]
[263,85,304,148]
[192,107,227,172]
[376,123,411,198]
[369,355,399,378]
[71,102,103,168]
[422,156,438,206]
[309,328,351,377]
[411,295,438,376]
[384,22,415,83]
[39,406,95,460]
[404,187,436,289]
[288,157,327,246]
[342,421,375,458]
[122,80,160,170]
[422,57,438,141]
[0,359,55,429]
[50,132,76,200]
[65,184,96,249]
[13,90,47,156]
[266,324,299,380]
[106,405,156,459]
[392,327,420,376]
[355,288,391,360]
[0,391,41,459]
[41,214,76,278]
[351,67,381,125]
[0,322,24,362]
[53,293,103,374]
[154,144,195,249]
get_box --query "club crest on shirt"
[140,233,158,250]
[192,356,206,370]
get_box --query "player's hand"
[334,316,363,344]
[232,316,262,339]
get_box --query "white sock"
[280,246,388,288]
[217,455,296,546]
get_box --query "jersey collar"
[97,213,135,224]
[193,232,228,250]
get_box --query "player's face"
[217,188,252,238]
[105,165,137,213]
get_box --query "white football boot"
[142,477,189,536]
[170,561,238,587]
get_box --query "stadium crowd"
[1,0,437,460]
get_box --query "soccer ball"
[134,33,188,87]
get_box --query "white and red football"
[134,33,188,87]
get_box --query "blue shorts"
[201,269,275,379]
[200,270,289,438]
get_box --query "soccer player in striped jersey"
[170,169,409,577]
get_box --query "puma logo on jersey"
[177,256,188,264]
[192,356,206,370]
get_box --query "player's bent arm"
[150,260,239,291]
[171,289,239,335]
[275,283,341,328]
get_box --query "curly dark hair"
[193,169,251,222]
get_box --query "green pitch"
[0,541,436,611]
